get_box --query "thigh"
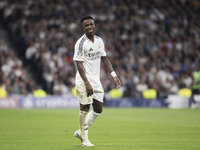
[76,84,93,105]
[92,99,103,113]
[80,103,90,112]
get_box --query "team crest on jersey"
[98,44,101,49]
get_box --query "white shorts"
[76,82,104,105]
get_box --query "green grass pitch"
[0,108,200,150]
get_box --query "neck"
[86,34,94,43]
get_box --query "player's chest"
[84,41,102,58]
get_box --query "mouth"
[88,29,93,33]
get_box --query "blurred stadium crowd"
[0,0,200,98]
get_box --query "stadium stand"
[0,28,37,96]
[0,0,200,99]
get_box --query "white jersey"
[73,34,107,89]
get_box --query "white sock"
[86,110,101,128]
[79,111,88,141]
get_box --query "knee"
[80,104,90,112]
[93,107,103,114]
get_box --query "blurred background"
[0,0,199,108]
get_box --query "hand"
[85,82,93,96]
[114,77,121,88]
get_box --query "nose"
[88,24,92,28]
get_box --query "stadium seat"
[0,87,7,98]
[109,88,123,99]
[72,86,76,96]
[178,88,191,97]
[33,89,47,98]
[143,89,157,99]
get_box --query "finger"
[87,93,92,97]
[87,90,93,96]
[116,81,121,88]
[116,83,120,88]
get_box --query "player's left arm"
[101,56,121,88]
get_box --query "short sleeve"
[73,40,84,61]
[100,38,107,57]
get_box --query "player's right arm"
[73,38,93,96]
[76,61,93,96]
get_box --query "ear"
[81,23,84,30]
